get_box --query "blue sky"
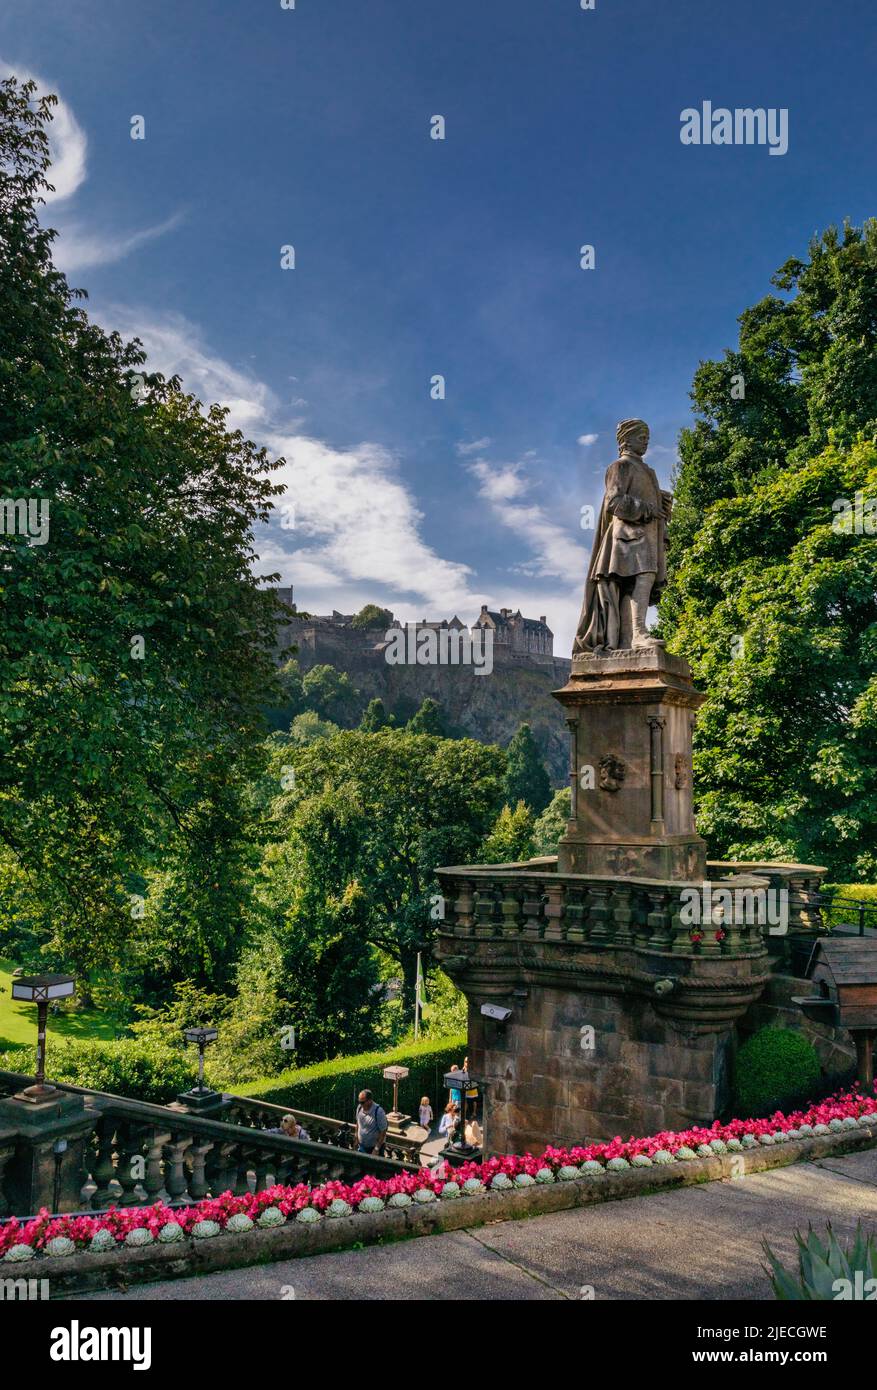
[3,0,874,648]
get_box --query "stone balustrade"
[0,1071,417,1218]
[222,1095,423,1165]
[436,858,776,959]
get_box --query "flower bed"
[3,1087,876,1264]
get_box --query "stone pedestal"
[0,1090,95,1215]
[466,981,734,1153]
[553,646,707,880]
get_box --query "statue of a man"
[574,418,672,655]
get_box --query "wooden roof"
[808,938,877,984]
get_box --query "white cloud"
[455,437,492,457]
[1,59,87,202]
[53,211,184,273]
[577,433,599,446]
[1,59,180,270]
[467,459,588,582]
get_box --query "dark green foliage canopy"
[503,723,551,813]
[662,224,877,878]
[0,76,283,983]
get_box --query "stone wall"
[471,985,734,1153]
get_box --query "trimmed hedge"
[0,1039,194,1106]
[823,884,877,933]
[733,1027,821,1118]
[236,1034,467,1122]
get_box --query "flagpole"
[414,950,422,1041]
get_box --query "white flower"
[225,1213,254,1234]
[88,1228,116,1253]
[192,1219,222,1239]
[358,1196,385,1213]
[46,1236,76,1258]
[124,1227,153,1248]
[295,1206,321,1224]
[3,1243,35,1263]
[256,1207,285,1229]
[388,1192,412,1208]
[440,1182,461,1199]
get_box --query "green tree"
[266,730,505,1008]
[351,604,393,630]
[407,697,445,736]
[503,724,551,813]
[481,801,535,862]
[288,710,340,745]
[359,697,393,731]
[665,220,877,612]
[532,788,571,856]
[0,77,283,984]
[301,664,361,726]
[659,223,877,880]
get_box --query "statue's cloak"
[574,452,667,653]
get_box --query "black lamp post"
[442,1069,475,1155]
[11,974,75,1101]
[183,1026,219,1093]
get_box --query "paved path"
[74,1149,877,1302]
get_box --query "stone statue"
[574,418,672,655]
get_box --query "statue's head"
[616,418,649,456]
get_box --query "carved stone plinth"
[554,646,707,881]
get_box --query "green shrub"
[237,1034,467,1121]
[764,1222,877,1300]
[0,1038,194,1105]
[734,1027,821,1117]
[822,884,877,933]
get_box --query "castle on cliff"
[273,587,557,667]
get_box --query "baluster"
[0,1141,16,1216]
[233,1146,253,1195]
[610,885,635,948]
[671,891,693,954]
[543,880,564,942]
[588,882,611,945]
[142,1128,171,1205]
[453,880,475,936]
[163,1135,193,1202]
[520,879,543,940]
[115,1122,145,1206]
[187,1138,214,1199]
[206,1141,239,1197]
[646,888,673,952]
[253,1154,272,1192]
[473,882,498,938]
[90,1116,119,1208]
[500,883,522,938]
[563,884,587,943]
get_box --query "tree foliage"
[502,723,551,813]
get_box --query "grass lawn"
[0,958,118,1048]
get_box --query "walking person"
[419,1095,434,1131]
[355,1089,388,1155]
